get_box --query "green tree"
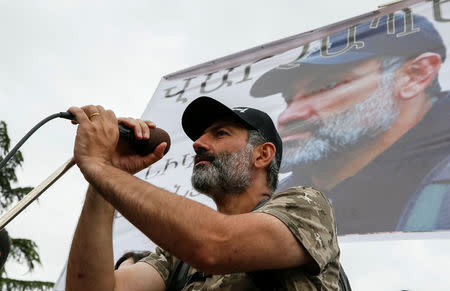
[0,121,54,290]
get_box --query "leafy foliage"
[0,121,54,290]
[9,239,41,272]
[0,278,53,291]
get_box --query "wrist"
[85,185,115,215]
[77,157,112,183]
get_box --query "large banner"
[54,1,450,290]
[140,1,450,236]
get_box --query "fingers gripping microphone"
[59,112,171,156]
[118,123,171,156]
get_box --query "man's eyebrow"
[206,124,229,132]
[205,121,239,133]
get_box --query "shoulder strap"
[166,260,212,291]
[247,270,283,291]
[166,260,190,291]
[338,263,352,291]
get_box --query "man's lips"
[281,132,313,142]
[279,120,322,142]
[194,155,215,166]
[194,160,210,166]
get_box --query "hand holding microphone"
[67,105,171,174]
[61,111,171,156]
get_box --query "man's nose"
[278,100,315,129]
[193,134,211,153]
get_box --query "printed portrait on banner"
[250,8,450,234]
[139,2,450,237]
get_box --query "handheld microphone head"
[118,125,171,156]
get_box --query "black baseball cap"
[182,96,283,168]
[251,12,446,97]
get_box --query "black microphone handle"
[59,112,159,156]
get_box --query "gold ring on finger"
[89,112,100,119]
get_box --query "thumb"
[142,142,167,165]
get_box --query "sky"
[1,0,449,290]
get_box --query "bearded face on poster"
[251,12,450,235]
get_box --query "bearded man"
[65,97,341,290]
[251,13,450,234]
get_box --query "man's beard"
[280,69,400,171]
[191,144,254,198]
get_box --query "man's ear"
[253,142,276,169]
[396,53,442,100]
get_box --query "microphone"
[59,112,171,156]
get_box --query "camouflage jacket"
[141,186,340,290]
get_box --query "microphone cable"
[0,112,73,171]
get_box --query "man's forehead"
[301,58,379,78]
[283,59,382,95]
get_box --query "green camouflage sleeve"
[139,247,176,283]
[254,186,340,274]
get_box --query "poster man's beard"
[280,69,400,171]
[191,144,254,198]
